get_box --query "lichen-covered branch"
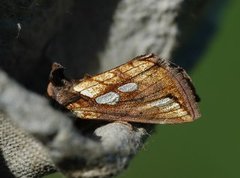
[0,70,147,177]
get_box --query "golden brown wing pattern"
[47,54,200,124]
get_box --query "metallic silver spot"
[95,92,120,105]
[118,83,138,92]
[148,97,173,107]
[80,90,95,98]
[161,102,180,112]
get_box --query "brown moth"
[47,54,200,124]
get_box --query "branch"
[0,70,147,177]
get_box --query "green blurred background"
[47,0,240,177]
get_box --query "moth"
[47,54,200,124]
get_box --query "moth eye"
[95,92,120,105]
[118,82,138,92]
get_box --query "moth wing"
[67,54,200,124]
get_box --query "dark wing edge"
[159,58,201,120]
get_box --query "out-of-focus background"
[49,0,240,177]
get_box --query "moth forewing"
[48,53,200,124]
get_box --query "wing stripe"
[74,108,189,121]
[75,101,183,116]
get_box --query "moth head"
[47,63,80,106]
[49,63,67,86]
